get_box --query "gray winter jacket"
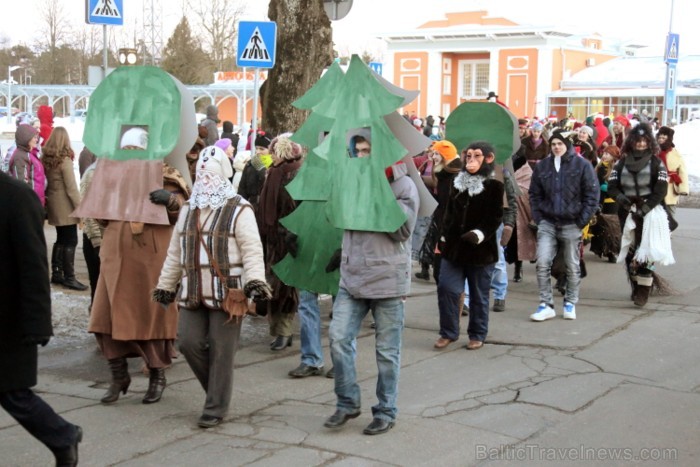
[202,105,220,146]
[339,162,419,299]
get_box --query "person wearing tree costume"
[74,66,197,406]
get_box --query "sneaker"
[530,303,555,322]
[562,302,576,320]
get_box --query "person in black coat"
[434,141,504,351]
[0,172,83,466]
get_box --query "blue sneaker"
[530,303,555,322]
[563,302,576,320]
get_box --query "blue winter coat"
[529,150,600,229]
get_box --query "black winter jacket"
[0,173,53,392]
[441,173,504,266]
[529,150,600,228]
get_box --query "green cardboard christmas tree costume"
[273,56,437,294]
[272,64,345,294]
[72,66,196,224]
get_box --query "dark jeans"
[82,233,101,305]
[437,258,495,342]
[0,388,79,452]
[55,225,78,247]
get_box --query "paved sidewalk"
[2,209,699,466]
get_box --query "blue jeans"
[536,220,582,306]
[298,290,323,368]
[439,258,495,342]
[329,287,404,422]
[491,224,508,300]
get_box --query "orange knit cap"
[431,140,457,162]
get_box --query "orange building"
[379,11,641,120]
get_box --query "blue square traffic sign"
[237,21,277,69]
[85,0,124,26]
[665,33,679,64]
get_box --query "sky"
[1,0,700,59]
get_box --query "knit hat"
[119,127,148,149]
[549,130,572,152]
[430,140,458,162]
[657,126,674,143]
[269,133,303,161]
[531,121,543,132]
[15,123,38,148]
[255,131,272,149]
[578,125,594,138]
[214,138,233,152]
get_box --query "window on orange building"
[459,60,490,99]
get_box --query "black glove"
[325,248,342,273]
[151,288,176,310]
[640,204,651,216]
[149,189,173,206]
[616,194,632,211]
[285,232,299,258]
[527,221,538,232]
[244,279,272,301]
[22,335,50,347]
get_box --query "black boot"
[53,425,82,467]
[143,368,166,404]
[51,243,65,285]
[101,358,131,404]
[513,261,523,282]
[62,246,88,291]
[415,263,430,280]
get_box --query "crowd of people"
[0,96,691,464]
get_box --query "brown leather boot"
[142,368,166,404]
[101,358,131,404]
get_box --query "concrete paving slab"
[485,384,699,467]
[576,310,700,391]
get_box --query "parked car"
[73,109,88,119]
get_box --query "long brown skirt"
[95,333,176,369]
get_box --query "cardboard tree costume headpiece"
[273,56,436,294]
[72,66,196,224]
[445,101,519,164]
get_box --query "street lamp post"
[7,65,21,124]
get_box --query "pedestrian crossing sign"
[665,33,679,64]
[237,21,277,69]
[85,0,124,26]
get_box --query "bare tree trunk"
[261,0,333,135]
